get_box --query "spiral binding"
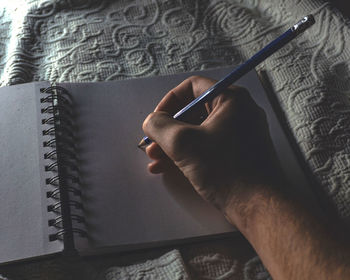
[40,86,87,244]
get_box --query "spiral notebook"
[0,67,314,265]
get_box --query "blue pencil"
[138,15,315,149]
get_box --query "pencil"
[138,15,315,150]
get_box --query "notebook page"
[60,67,313,254]
[0,82,63,264]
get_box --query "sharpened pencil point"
[138,138,150,151]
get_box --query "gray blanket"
[1,0,349,279]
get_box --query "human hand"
[143,76,350,280]
[142,76,283,226]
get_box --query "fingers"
[142,111,202,162]
[154,76,218,115]
[147,157,176,174]
[201,94,238,134]
[142,111,183,147]
[145,142,167,160]
[146,143,179,174]
[142,75,262,175]
[198,86,259,137]
[155,75,251,119]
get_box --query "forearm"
[225,185,350,280]
[142,76,350,278]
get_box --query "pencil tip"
[138,139,148,151]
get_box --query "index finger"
[154,75,217,115]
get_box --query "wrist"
[223,182,280,236]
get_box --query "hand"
[142,76,283,225]
[142,76,350,280]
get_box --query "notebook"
[0,66,314,265]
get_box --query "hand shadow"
[161,167,233,231]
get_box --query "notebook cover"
[0,82,64,264]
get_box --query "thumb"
[142,111,203,161]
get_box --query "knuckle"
[173,126,195,142]
[218,86,248,102]
[170,126,201,151]
[187,75,202,83]
[142,112,158,132]
[187,75,206,89]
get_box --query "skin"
[142,76,350,279]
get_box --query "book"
[0,66,313,265]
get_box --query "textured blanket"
[1,0,349,279]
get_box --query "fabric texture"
[0,0,350,279]
[98,250,190,280]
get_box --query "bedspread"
[0,0,349,279]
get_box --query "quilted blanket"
[0,0,349,279]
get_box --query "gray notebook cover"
[0,82,64,264]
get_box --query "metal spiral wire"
[40,86,86,242]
